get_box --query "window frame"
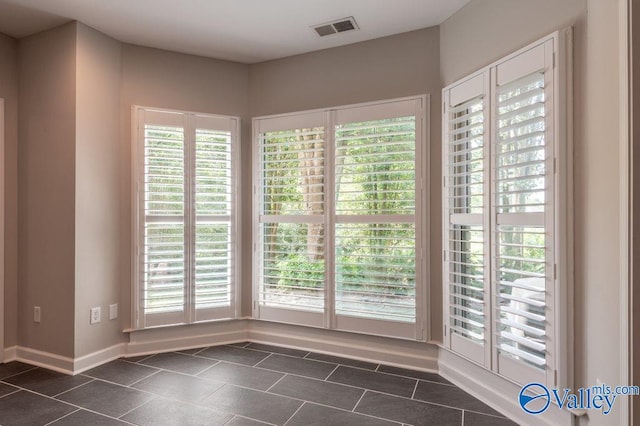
[252,95,429,341]
[131,106,241,330]
[442,30,573,389]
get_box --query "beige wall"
[440,0,587,86]
[249,27,443,332]
[74,24,123,357]
[18,23,77,358]
[0,33,18,350]
[441,1,627,424]
[119,44,250,325]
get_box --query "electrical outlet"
[34,306,41,323]
[90,307,101,325]
[109,303,118,320]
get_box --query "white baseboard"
[14,346,75,375]
[3,345,17,362]
[248,321,439,372]
[73,343,126,374]
[438,348,574,426]
[125,320,248,357]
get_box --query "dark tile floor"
[0,342,517,425]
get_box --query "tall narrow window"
[254,97,427,339]
[133,107,239,328]
[443,31,571,388]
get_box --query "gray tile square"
[0,390,76,426]
[464,411,517,425]
[56,379,154,418]
[198,361,283,391]
[413,380,500,416]
[269,374,364,410]
[377,365,452,385]
[0,362,35,380]
[122,397,232,426]
[355,391,462,425]
[139,351,217,375]
[201,384,302,425]
[132,370,223,403]
[327,365,417,398]
[197,345,270,366]
[3,367,92,396]
[256,354,337,379]
[50,409,129,425]
[82,359,158,386]
[286,403,397,426]
[305,352,378,370]
[245,343,308,357]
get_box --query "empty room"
[0,0,637,425]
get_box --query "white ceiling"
[0,0,469,63]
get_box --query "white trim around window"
[131,106,240,329]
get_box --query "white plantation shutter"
[254,113,326,327]
[134,107,239,328]
[142,119,186,325]
[443,73,491,365]
[334,99,424,340]
[492,44,554,385]
[254,97,427,339]
[443,32,571,388]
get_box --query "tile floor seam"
[0,388,21,400]
[264,372,288,392]
[51,378,97,398]
[126,368,163,387]
[410,379,419,399]
[0,364,39,381]
[42,407,81,426]
[322,363,340,381]
[116,395,161,420]
[282,400,307,426]
[461,409,465,425]
[350,388,368,412]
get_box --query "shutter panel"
[333,106,420,338]
[142,122,187,326]
[193,125,235,320]
[494,70,550,378]
[443,73,490,365]
[256,120,326,327]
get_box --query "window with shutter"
[133,107,239,329]
[442,31,572,388]
[254,97,427,339]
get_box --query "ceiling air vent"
[312,17,359,37]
